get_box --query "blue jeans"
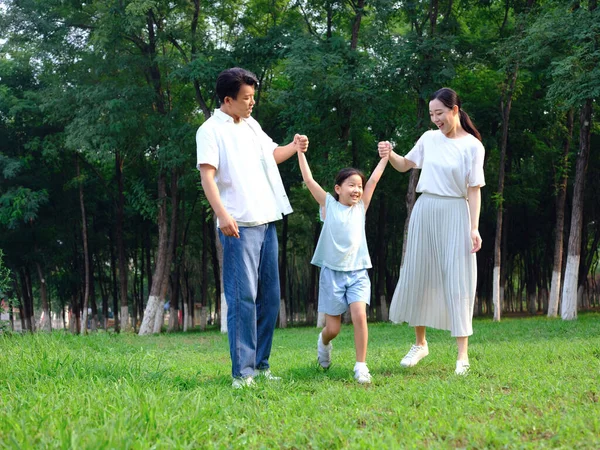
[219,223,280,378]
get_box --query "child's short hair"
[333,168,367,201]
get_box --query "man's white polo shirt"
[196,109,292,227]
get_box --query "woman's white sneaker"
[400,342,429,367]
[455,360,470,376]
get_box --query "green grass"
[1,314,599,449]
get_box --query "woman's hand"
[470,229,482,253]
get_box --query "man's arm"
[199,164,239,238]
[273,134,309,164]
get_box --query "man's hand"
[294,134,309,153]
[378,141,392,159]
[218,212,240,238]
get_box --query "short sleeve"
[320,193,334,222]
[196,125,219,170]
[404,133,426,168]
[468,141,486,187]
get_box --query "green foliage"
[1,316,600,447]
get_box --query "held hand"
[378,141,392,159]
[218,212,240,238]
[471,229,482,253]
[294,134,309,153]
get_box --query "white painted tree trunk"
[168,306,177,331]
[279,298,287,328]
[548,270,561,317]
[561,255,579,320]
[121,306,130,332]
[379,294,389,322]
[317,312,326,328]
[139,296,161,335]
[220,294,227,333]
[528,292,537,315]
[200,306,208,331]
[153,300,165,333]
[492,266,501,321]
[343,310,352,324]
[183,303,189,332]
[39,313,51,332]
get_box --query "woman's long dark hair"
[333,168,366,201]
[431,88,481,142]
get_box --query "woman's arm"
[378,141,416,173]
[362,157,388,211]
[467,186,482,253]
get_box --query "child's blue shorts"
[317,267,371,316]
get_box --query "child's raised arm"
[298,151,327,207]
[362,155,389,211]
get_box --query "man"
[197,67,308,388]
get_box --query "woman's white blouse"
[405,130,485,197]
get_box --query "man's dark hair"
[216,68,259,103]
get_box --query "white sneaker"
[400,342,429,367]
[317,332,332,369]
[257,369,281,381]
[455,360,470,376]
[232,376,255,389]
[354,367,372,384]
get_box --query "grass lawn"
[1,313,599,449]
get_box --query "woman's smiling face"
[429,98,459,136]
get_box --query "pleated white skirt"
[389,193,477,337]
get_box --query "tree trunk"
[35,262,51,332]
[548,109,574,317]
[401,96,426,267]
[310,222,321,327]
[139,173,170,335]
[401,170,420,267]
[77,157,91,334]
[96,253,109,330]
[24,268,35,332]
[109,231,120,332]
[153,169,179,334]
[492,63,519,321]
[214,223,227,333]
[115,151,130,332]
[376,195,388,321]
[561,99,592,320]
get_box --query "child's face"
[335,174,363,207]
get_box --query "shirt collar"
[214,108,244,124]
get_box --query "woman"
[379,87,485,375]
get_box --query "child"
[297,147,388,384]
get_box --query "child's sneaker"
[354,366,372,384]
[400,342,429,367]
[317,332,332,369]
[455,360,470,376]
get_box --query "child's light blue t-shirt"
[311,193,372,271]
